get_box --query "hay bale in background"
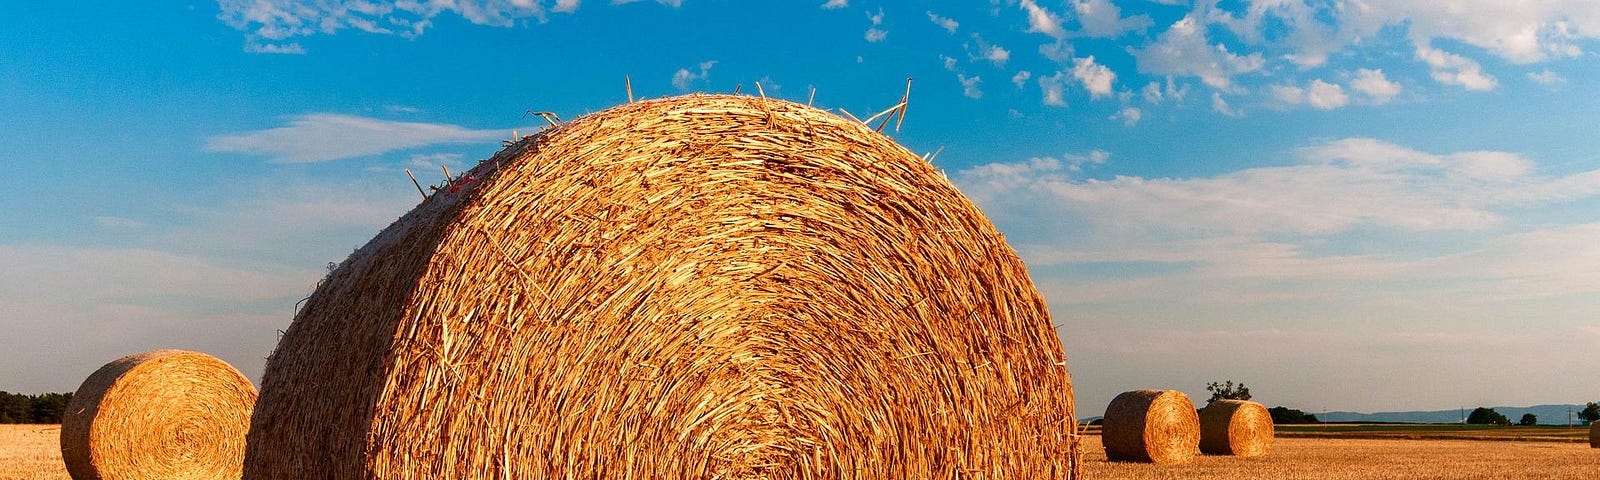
[1102,389,1199,464]
[1590,421,1598,448]
[1198,399,1273,456]
[244,94,1078,479]
[61,350,256,480]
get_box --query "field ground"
[3,424,1596,479]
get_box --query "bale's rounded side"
[244,94,1078,479]
[60,350,257,480]
[1102,389,1199,464]
[1590,421,1598,448]
[1198,399,1272,456]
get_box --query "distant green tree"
[1580,402,1600,424]
[29,393,72,423]
[1268,406,1321,424]
[0,392,30,423]
[1467,407,1510,425]
[1518,413,1537,426]
[1206,381,1252,403]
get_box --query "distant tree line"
[0,392,73,424]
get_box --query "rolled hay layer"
[60,350,257,480]
[244,94,1078,479]
[1198,399,1273,456]
[1102,389,1200,464]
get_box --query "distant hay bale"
[1590,421,1598,448]
[243,94,1079,479]
[1102,389,1200,464]
[1198,399,1273,456]
[60,350,256,480]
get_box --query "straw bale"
[243,94,1078,479]
[60,349,256,480]
[1101,389,1199,464]
[1198,399,1273,456]
[1590,421,1598,448]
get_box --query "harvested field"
[0,425,67,480]
[1082,434,1600,479]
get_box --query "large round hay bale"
[1590,421,1599,448]
[1198,399,1273,456]
[244,94,1079,479]
[60,349,257,480]
[1101,389,1199,464]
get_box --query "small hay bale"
[244,94,1079,479]
[1101,389,1200,464]
[1198,399,1273,456]
[1590,421,1598,448]
[60,350,257,480]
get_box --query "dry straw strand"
[1198,399,1273,456]
[61,350,257,480]
[1102,389,1200,464]
[244,94,1078,479]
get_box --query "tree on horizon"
[1206,380,1252,403]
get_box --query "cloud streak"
[205,114,516,163]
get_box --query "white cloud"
[205,114,516,163]
[384,104,421,114]
[927,11,959,33]
[244,42,306,54]
[1270,84,1305,105]
[1112,107,1141,126]
[1415,43,1498,91]
[1039,71,1068,106]
[1071,0,1152,38]
[940,54,958,71]
[983,45,1010,66]
[1020,0,1067,39]
[217,0,549,46]
[958,74,983,99]
[1528,69,1567,86]
[1350,68,1402,104]
[1072,56,1116,99]
[1135,15,1264,91]
[1141,77,1188,105]
[672,60,716,90]
[821,0,847,9]
[1305,79,1349,110]
[1211,92,1241,117]
[1012,70,1033,89]
[1341,1,1600,65]
[865,8,887,42]
[553,0,581,13]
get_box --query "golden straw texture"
[60,350,257,480]
[244,94,1078,479]
[1102,389,1199,464]
[1198,399,1273,456]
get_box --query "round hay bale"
[1198,399,1273,456]
[60,349,257,480]
[1101,389,1199,464]
[1590,421,1598,448]
[244,94,1079,479]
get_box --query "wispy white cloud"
[672,60,717,90]
[1071,0,1152,38]
[205,114,517,163]
[1210,92,1242,117]
[243,41,306,54]
[1072,56,1115,99]
[1039,71,1068,106]
[957,74,983,99]
[95,216,144,231]
[1012,70,1032,89]
[1020,0,1067,40]
[927,11,958,34]
[1135,15,1263,91]
[865,8,887,42]
[1527,69,1567,86]
[1416,43,1498,91]
[1350,69,1402,104]
[820,0,846,10]
[553,0,581,13]
[1111,106,1141,126]
[1305,79,1349,110]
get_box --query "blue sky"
[2,0,1597,415]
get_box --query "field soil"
[3,424,1597,479]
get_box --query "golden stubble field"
[3,424,1596,479]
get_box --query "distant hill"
[1322,404,1588,425]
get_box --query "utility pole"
[1569,406,1574,427]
